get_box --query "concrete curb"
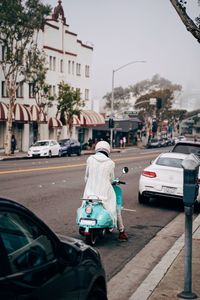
[130,213,200,300]
[107,213,200,300]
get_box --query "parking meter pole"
[177,154,200,299]
[178,205,197,299]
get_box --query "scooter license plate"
[80,218,96,226]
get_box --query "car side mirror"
[60,243,80,266]
[123,167,129,174]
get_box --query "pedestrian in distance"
[120,138,123,148]
[123,136,126,148]
[11,134,17,154]
[83,140,128,241]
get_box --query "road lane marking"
[0,153,157,175]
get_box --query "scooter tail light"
[142,171,157,178]
[85,206,93,214]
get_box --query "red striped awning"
[13,103,32,123]
[0,102,8,121]
[79,110,105,127]
[48,117,63,129]
[30,104,47,123]
[73,115,81,126]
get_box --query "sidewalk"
[108,213,200,300]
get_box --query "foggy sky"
[45,0,200,109]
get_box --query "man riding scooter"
[83,140,128,241]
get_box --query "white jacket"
[83,152,117,224]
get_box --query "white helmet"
[95,141,111,155]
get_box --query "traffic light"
[109,118,114,128]
[156,98,162,110]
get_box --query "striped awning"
[13,103,32,123]
[30,104,47,123]
[0,102,8,121]
[48,117,63,129]
[73,115,81,126]
[79,110,105,127]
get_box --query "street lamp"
[110,60,146,148]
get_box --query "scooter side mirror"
[123,167,129,174]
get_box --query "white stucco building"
[0,0,105,151]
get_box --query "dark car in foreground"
[59,139,81,156]
[0,197,107,300]
[171,140,200,158]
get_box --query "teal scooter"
[76,167,129,245]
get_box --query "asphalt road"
[0,148,183,280]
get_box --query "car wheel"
[77,149,81,156]
[85,230,97,246]
[68,151,71,157]
[49,151,52,158]
[138,192,149,204]
[87,284,107,300]
[98,228,106,239]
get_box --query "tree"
[131,74,182,137]
[170,0,200,43]
[103,86,130,116]
[57,82,85,137]
[0,0,51,154]
[26,46,54,117]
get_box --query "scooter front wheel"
[85,230,97,246]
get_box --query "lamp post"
[110,60,146,148]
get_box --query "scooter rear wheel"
[85,230,97,246]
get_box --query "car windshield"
[156,157,183,168]
[59,139,70,146]
[173,144,200,157]
[33,141,49,147]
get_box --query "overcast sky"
[46,0,200,109]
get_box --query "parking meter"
[181,154,200,206]
[178,154,200,299]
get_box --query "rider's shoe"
[118,231,128,241]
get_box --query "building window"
[29,83,35,98]
[49,85,52,97]
[76,63,81,76]
[85,65,90,78]
[1,81,8,97]
[16,82,24,98]
[53,57,56,71]
[72,61,74,75]
[53,85,56,97]
[85,89,89,100]
[1,45,6,61]
[60,59,63,73]
[49,56,52,70]
[68,60,71,74]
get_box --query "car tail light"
[198,178,200,184]
[85,206,93,214]
[142,171,157,178]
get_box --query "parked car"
[174,135,186,144]
[171,140,200,158]
[138,152,200,206]
[58,139,81,156]
[0,197,107,300]
[28,140,61,158]
[146,138,161,148]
